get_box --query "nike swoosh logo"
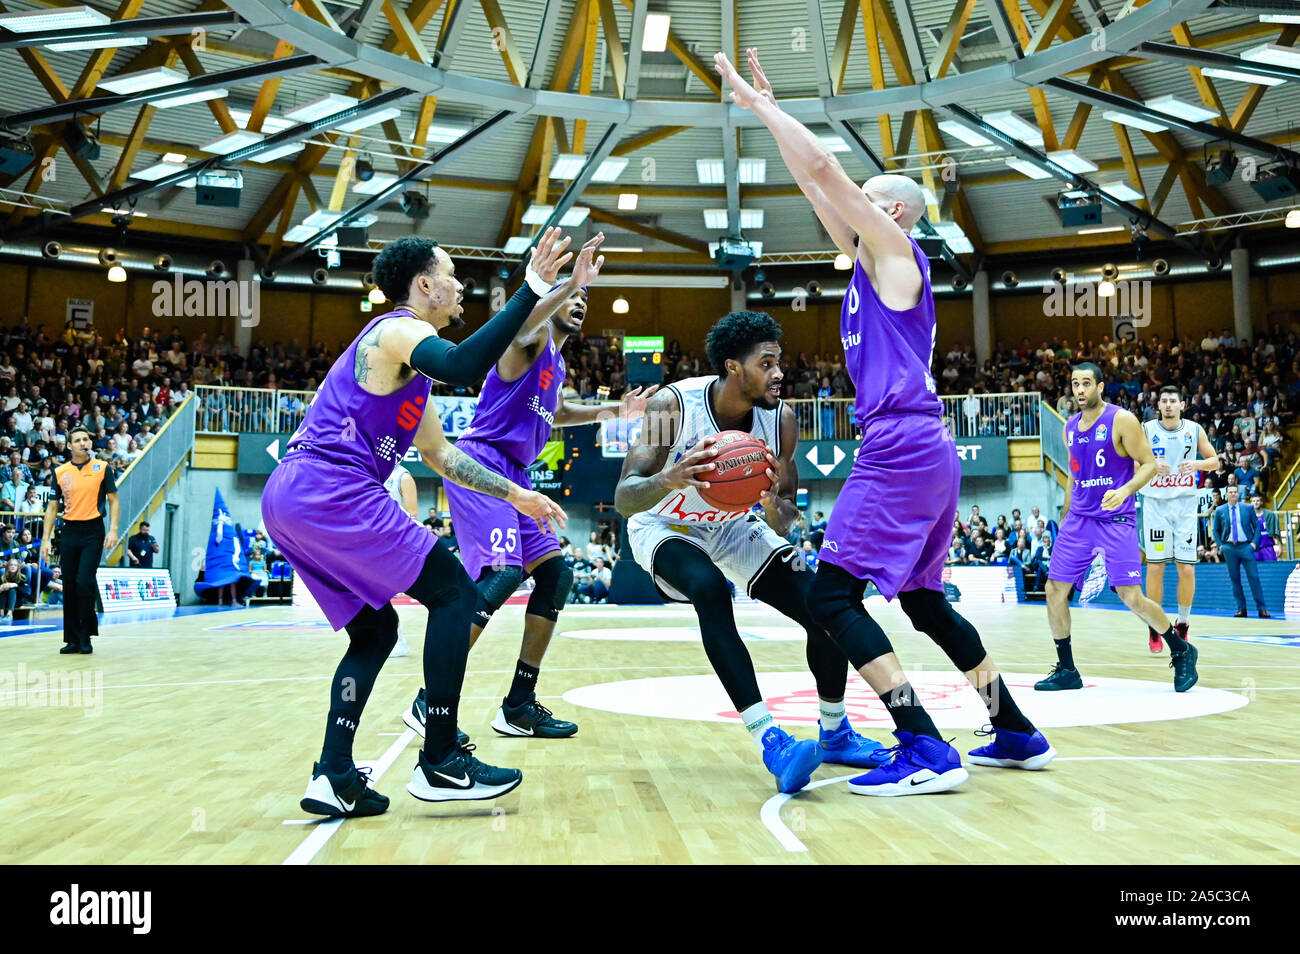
[339,797,355,811]
[433,770,473,788]
[909,774,935,786]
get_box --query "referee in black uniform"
[42,427,120,654]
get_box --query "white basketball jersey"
[630,375,782,525]
[1140,419,1201,499]
[383,462,412,508]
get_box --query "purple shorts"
[1048,512,1143,588]
[444,439,561,580]
[818,413,959,600]
[261,453,435,630]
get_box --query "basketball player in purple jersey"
[403,285,655,742]
[716,49,1054,795]
[262,229,595,817]
[1037,363,1198,692]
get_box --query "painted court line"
[761,757,1300,852]
[282,727,417,866]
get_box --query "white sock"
[819,698,846,733]
[1177,605,1191,624]
[741,702,774,745]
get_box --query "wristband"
[525,263,556,297]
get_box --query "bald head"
[863,174,926,230]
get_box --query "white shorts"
[1140,495,1199,564]
[627,513,794,602]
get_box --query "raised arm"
[554,386,658,427]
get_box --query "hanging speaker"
[42,241,62,260]
[1152,258,1169,277]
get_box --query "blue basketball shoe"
[818,718,890,768]
[761,726,824,794]
[967,725,1057,770]
[846,731,969,797]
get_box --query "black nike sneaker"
[491,693,578,738]
[1034,664,1084,691]
[1170,642,1199,693]
[407,745,522,802]
[59,642,79,655]
[402,690,469,746]
[300,763,389,818]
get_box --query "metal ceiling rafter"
[1001,0,1060,151]
[1134,36,1300,85]
[345,0,388,39]
[857,0,896,169]
[586,206,709,254]
[525,0,564,89]
[384,0,434,64]
[0,10,241,50]
[720,0,741,235]
[68,0,149,101]
[616,0,721,95]
[935,102,1205,256]
[622,0,649,102]
[1027,0,1077,55]
[1228,26,1300,132]
[271,108,523,270]
[479,0,528,84]
[433,0,472,71]
[807,0,835,97]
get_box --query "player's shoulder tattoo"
[353,322,385,384]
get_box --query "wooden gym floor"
[1,597,1297,865]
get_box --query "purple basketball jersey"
[284,310,431,479]
[459,336,565,467]
[841,235,942,427]
[1065,402,1135,519]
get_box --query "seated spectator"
[990,527,1010,564]
[1030,532,1053,590]
[800,540,818,572]
[248,543,270,597]
[967,530,993,565]
[42,565,63,605]
[0,557,26,618]
[576,556,612,603]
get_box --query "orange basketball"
[698,430,772,511]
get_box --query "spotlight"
[207,260,227,277]
[1098,279,1116,297]
[1204,148,1238,186]
[400,190,429,219]
[42,241,62,260]
[1000,270,1018,288]
[106,265,127,283]
[0,132,35,176]
[833,253,852,270]
[1056,191,1102,227]
[1101,262,1119,280]
[1152,258,1170,276]
[153,254,173,272]
[97,247,119,266]
[1049,267,1068,285]
[806,280,822,296]
[759,281,775,298]
[63,122,100,160]
[355,157,374,181]
[1247,163,1300,202]
[311,267,329,286]
[1206,256,1224,272]
[1287,209,1300,229]
[368,287,385,304]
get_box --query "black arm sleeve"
[408,283,542,386]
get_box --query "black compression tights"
[654,540,762,712]
[749,552,849,700]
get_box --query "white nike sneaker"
[388,633,410,658]
[300,762,389,817]
[407,745,522,802]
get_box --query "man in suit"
[1213,486,1271,618]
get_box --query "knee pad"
[473,565,523,627]
[526,558,573,622]
[807,567,864,637]
[898,589,985,671]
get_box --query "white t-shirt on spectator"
[111,432,132,455]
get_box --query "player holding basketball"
[616,311,888,794]
[403,278,657,743]
[1037,364,1199,693]
[262,230,589,817]
[1139,385,1218,651]
[716,49,1053,796]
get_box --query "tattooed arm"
[411,398,568,529]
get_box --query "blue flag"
[194,487,256,599]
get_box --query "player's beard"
[447,314,466,329]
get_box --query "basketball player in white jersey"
[1139,385,1219,652]
[382,460,419,658]
[617,311,886,794]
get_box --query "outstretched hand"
[529,226,573,284]
[713,52,766,111]
[619,385,659,420]
[745,48,776,105]
[571,232,606,287]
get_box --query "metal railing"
[1039,401,1069,475]
[785,398,857,441]
[1272,455,1300,511]
[941,392,1043,438]
[108,394,196,563]
[195,385,314,435]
